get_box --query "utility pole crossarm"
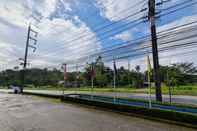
[20,24,38,93]
[29,37,37,43]
[28,45,37,52]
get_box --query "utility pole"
[91,63,94,90]
[127,59,130,87]
[90,62,95,100]
[113,58,117,89]
[148,0,162,101]
[147,55,152,108]
[167,69,172,104]
[76,63,79,88]
[113,67,116,89]
[20,24,38,93]
[63,63,67,95]
[113,58,117,103]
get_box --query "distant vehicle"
[9,85,21,94]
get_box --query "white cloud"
[157,15,197,65]
[0,0,29,27]
[0,42,16,59]
[26,0,54,17]
[1,0,196,71]
[104,14,197,71]
[111,31,133,42]
[0,0,71,27]
[0,0,101,70]
[32,18,101,65]
[96,0,146,21]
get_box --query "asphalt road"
[1,89,197,106]
[23,89,197,106]
[0,93,195,131]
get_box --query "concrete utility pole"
[167,69,172,104]
[113,58,117,89]
[75,63,79,88]
[148,0,162,101]
[147,55,152,108]
[63,63,67,95]
[20,24,38,93]
[127,59,130,87]
[91,63,94,89]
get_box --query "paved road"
[25,90,197,106]
[1,89,197,106]
[0,93,195,131]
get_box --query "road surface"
[21,89,197,106]
[0,93,195,131]
[1,89,197,105]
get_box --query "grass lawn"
[24,84,197,96]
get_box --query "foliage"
[0,58,197,88]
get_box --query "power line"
[43,0,147,44]
[40,0,193,54]
[59,20,197,64]
[41,13,146,56]
[43,0,146,37]
[66,41,197,70]
[38,0,196,58]
[28,0,197,70]
[101,30,197,62]
[65,29,197,66]
[40,18,145,57]
[157,0,197,18]
[32,19,197,66]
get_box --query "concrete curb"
[23,92,62,98]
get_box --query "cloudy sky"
[0,0,197,71]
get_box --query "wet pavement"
[0,93,196,131]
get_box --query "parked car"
[9,85,21,94]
